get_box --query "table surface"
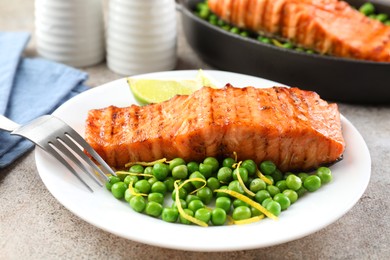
[1,1,389,259]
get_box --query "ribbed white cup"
[35,0,105,67]
[106,0,177,75]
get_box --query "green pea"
[233,167,249,184]
[199,163,213,178]
[304,175,322,192]
[162,208,179,223]
[151,181,167,194]
[240,31,249,37]
[266,185,280,197]
[232,206,251,221]
[260,161,276,175]
[230,27,240,34]
[266,201,281,216]
[129,196,146,213]
[124,175,139,186]
[196,187,213,205]
[222,157,235,168]
[316,167,332,184]
[169,158,186,171]
[271,169,284,182]
[172,165,188,180]
[217,19,226,27]
[222,25,231,31]
[187,161,199,173]
[359,2,375,16]
[186,194,200,204]
[217,167,233,183]
[111,182,127,199]
[250,178,267,193]
[273,193,291,211]
[145,201,163,217]
[262,198,273,207]
[106,175,121,191]
[148,192,164,205]
[298,172,309,182]
[377,13,389,22]
[275,180,288,192]
[233,199,249,208]
[124,187,139,202]
[286,174,302,191]
[251,207,263,217]
[211,208,227,226]
[188,199,205,212]
[147,177,158,186]
[208,14,218,25]
[296,186,307,197]
[172,187,188,200]
[228,180,245,194]
[215,196,232,213]
[195,208,211,223]
[179,208,194,224]
[153,163,170,181]
[143,166,153,179]
[172,199,187,210]
[384,20,390,26]
[216,185,230,198]
[257,36,271,44]
[241,159,257,176]
[283,189,298,204]
[203,157,219,172]
[163,177,175,192]
[264,175,274,185]
[255,190,271,204]
[189,171,206,189]
[129,164,144,173]
[282,42,294,49]
[134,179,151,194]
[207,177,220,191]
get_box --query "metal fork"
[0,114,116,192]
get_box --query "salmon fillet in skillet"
[207,0,390,62]
[84,85,345,172]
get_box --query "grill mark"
[273,88,283,168]
[261,0,270,30]
[156,104,164,158]
[246,87,256,161]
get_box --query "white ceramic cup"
[35,0,105,67]
[106,0,177,75]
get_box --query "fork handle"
[0,115,20,132]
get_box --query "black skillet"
[179,0,390,104]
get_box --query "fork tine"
[61,134,109,182]
[50,139,104,187]
[65,127,116,176]
[44,144,94,192]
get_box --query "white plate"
[35,70,371,252]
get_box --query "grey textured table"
[1,1,389,259]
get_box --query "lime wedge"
[127,70,220,105]
[196,69,219,88]
[128,78,202,105]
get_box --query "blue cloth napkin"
[0,32,89,168]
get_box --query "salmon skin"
[207,0,390,62]
[85,85,345,172]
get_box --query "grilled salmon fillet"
[85,85,345,172]
[207,0,390,62]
